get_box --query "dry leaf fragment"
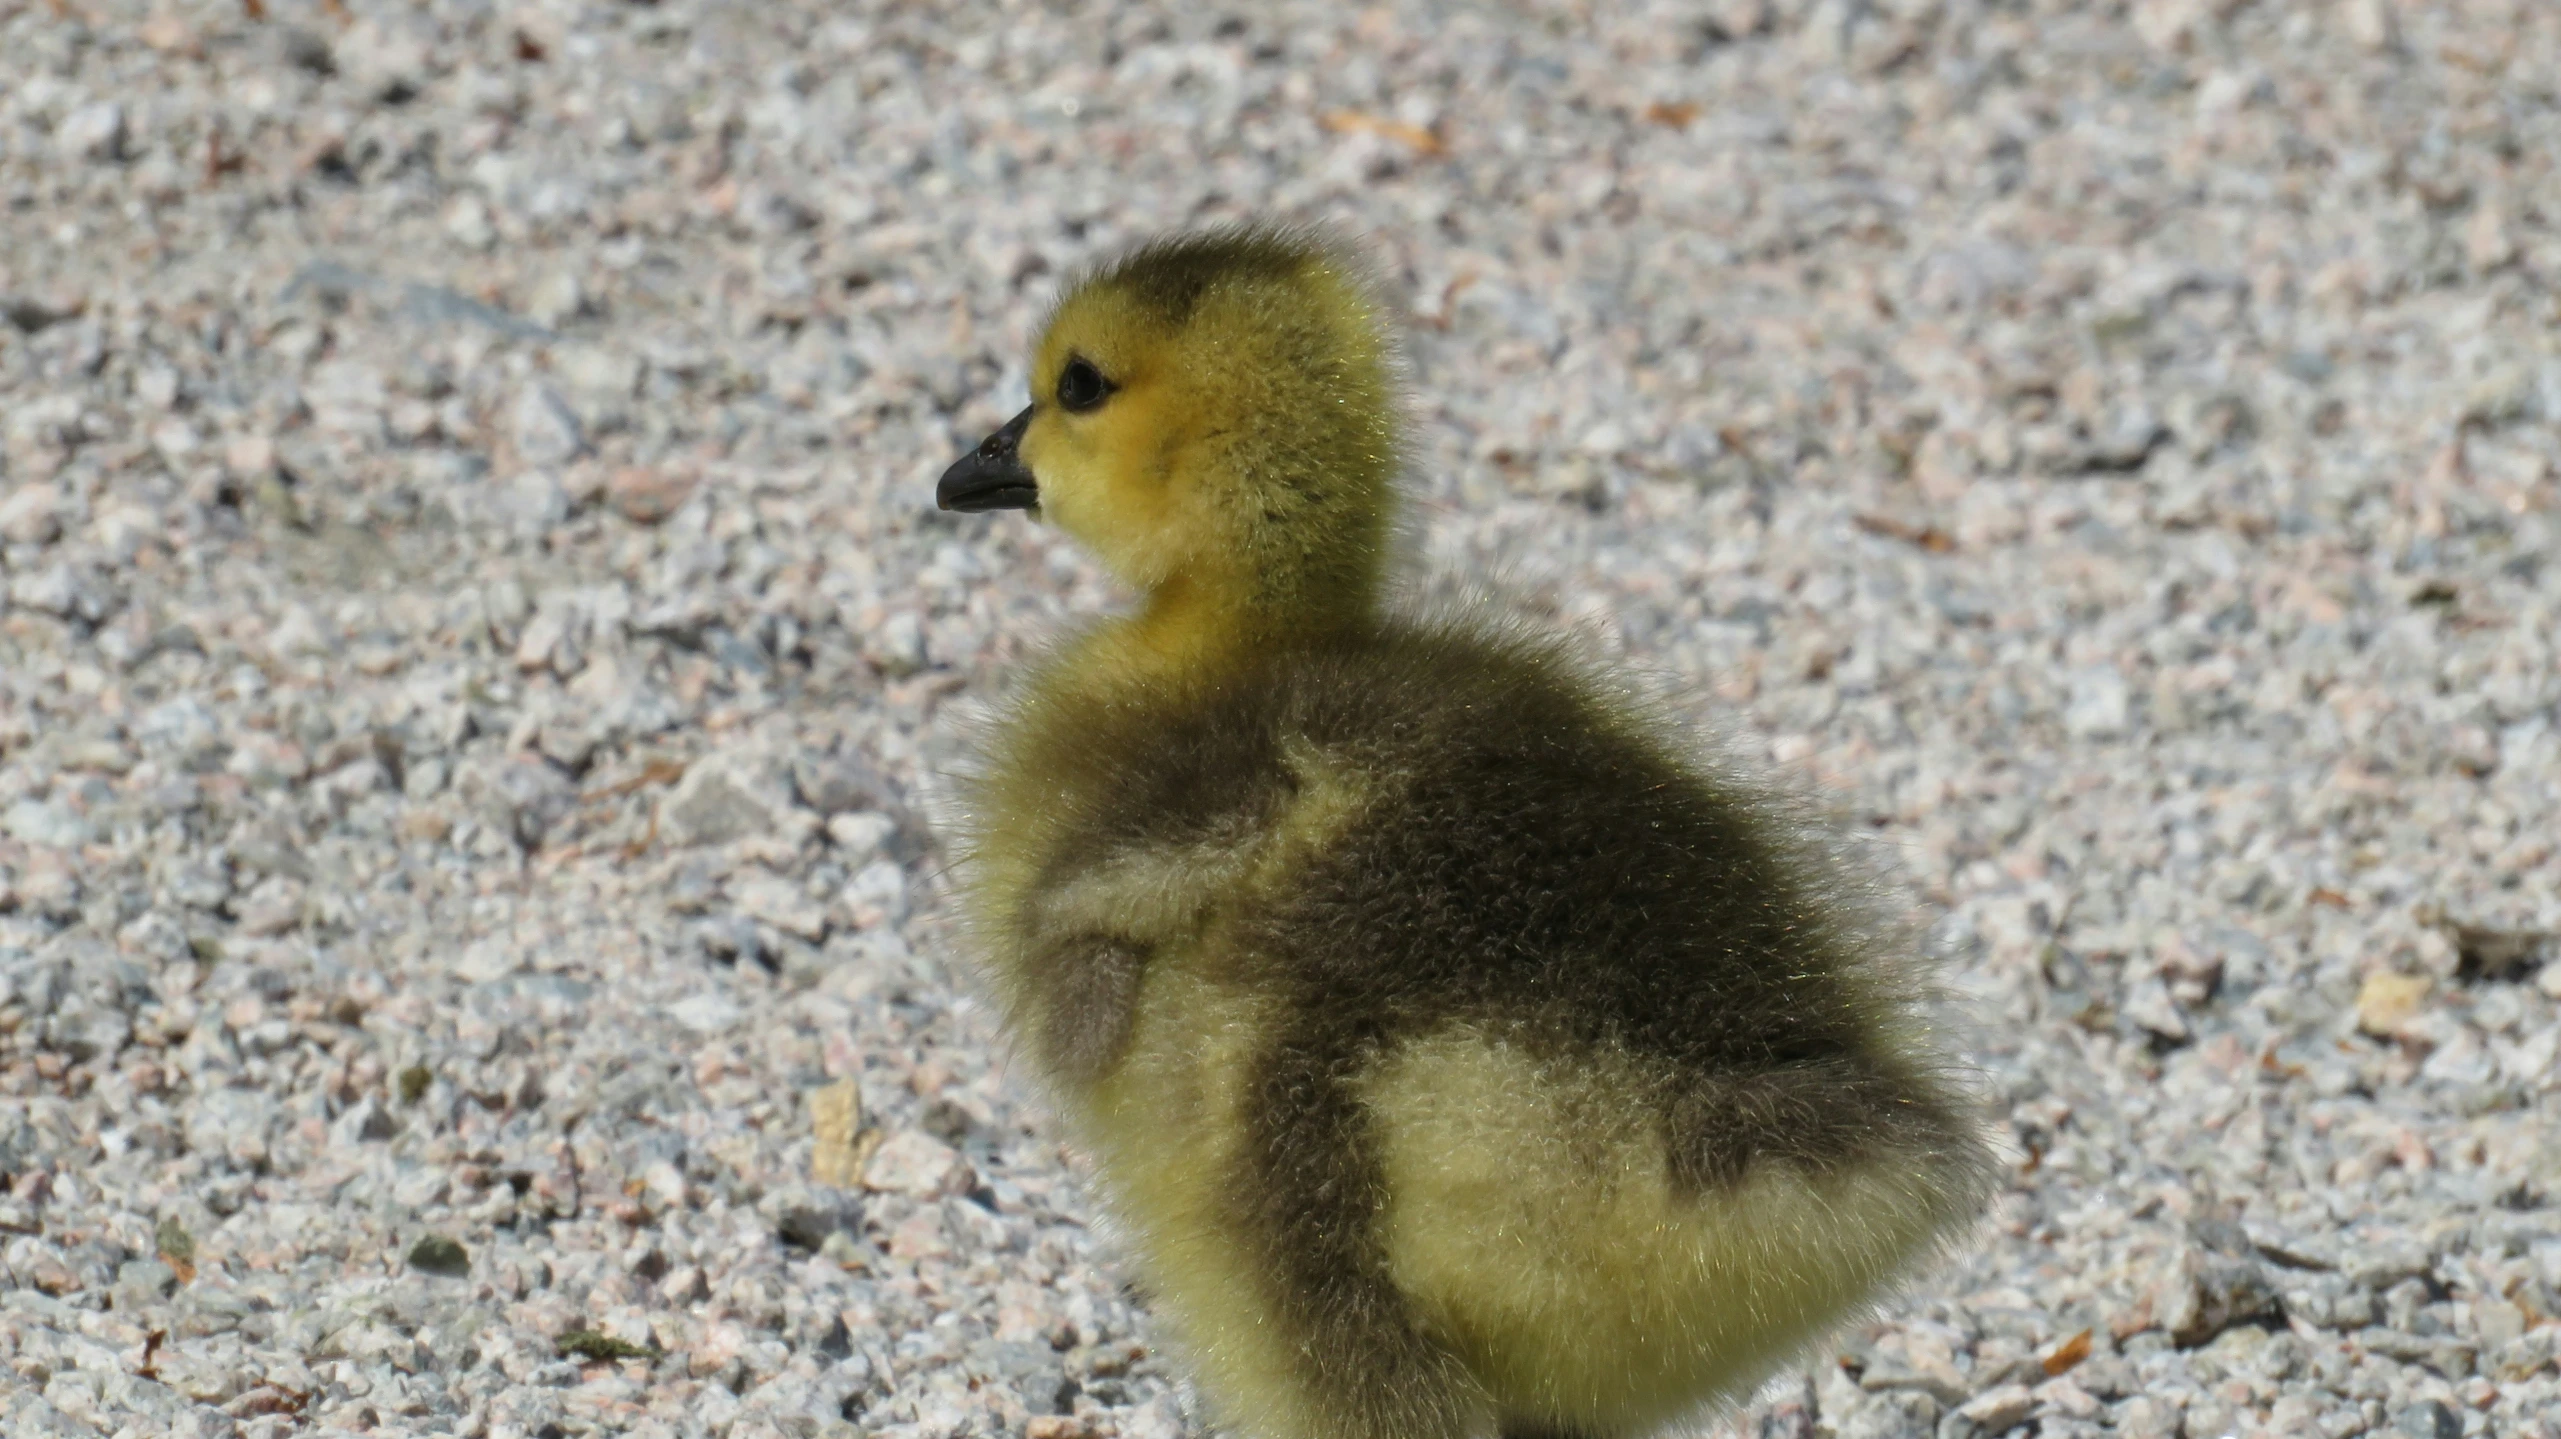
[590,757,689,803]
[2452,925,2549,983]
[1643,101,1701,129]
[1320,111,1446,157]
[617,805,660,862]
[2438,39,2506,75]
[2258,1049,2306,1080]
[810,1078,883,1187]
[1853,513,1957,552]
[205,129,247,184]
[155,1217,197,1285]
[556,1328,653,1363]
[2041,1328,2093,1376]
[606,466,699,525]
[2355,971,2430,1037]
[140,15,202,56]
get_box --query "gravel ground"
[2,1,2558,1437]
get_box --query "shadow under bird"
[935,224,1994,1439]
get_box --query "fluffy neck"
[1084,544,1383,688]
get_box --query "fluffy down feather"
[939,225,1995,1439]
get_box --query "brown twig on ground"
[1320,111,1445,157]
[1853,513,1957,553]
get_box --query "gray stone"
[184,1088,280,1170]
[331,1097,399,1145]
[1837,1388,1941,1439]
[2165,1249,2286,1348]
[10,563,109,621]
[58,101,127,162]
[2112,1395,2184,1439]
[0,481,63,543]
[2360,1329,2476,1379]
[826,810,899,862]
[793,753,892,816]
[5,798,91,849]
[512,385,586,468]
[231,875,305,937]
[113,1258,179,1309]
[44,998,130,1061]
[1754,1372,1819,1439]
[456,753,576,850]
[164,862,234,911]
[974,1340,1076,1414]
[2120,977,2189,1043]
[839,859,909,930]
[733,872,828,941]
[2064,666,2132,740]
[2283,1273,2378,1331]
[765,1185,862,1252]
[2343,1237,2437,1293]
[528,272,587,328]
[668,990,743,1034]
[5,1389,93,1438]
[169,1407,240,1439]
[863,1129,974,1199]
[2394,1401,2460,1439]
[661,759,791,849]
[137,697,227,771]
[337,16,430,102]
[1948,1385,2036,1438]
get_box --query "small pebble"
[2396,1401,2461,1439]
[57,100,126,162]
[407,1236,471,1277]
[606,465,695,524]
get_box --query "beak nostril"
[937,404,1040,513]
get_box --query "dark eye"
[1055,356,1110,413]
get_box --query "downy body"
[936,226,1994,1439]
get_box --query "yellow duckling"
[936,225,1993,1439]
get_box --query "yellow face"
[937,230,1404,637]
[1018,287,1216,592]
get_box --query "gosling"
[935,225,1993,1439]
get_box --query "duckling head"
[940,225,1404,658]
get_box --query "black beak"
[937,406,1039,513]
